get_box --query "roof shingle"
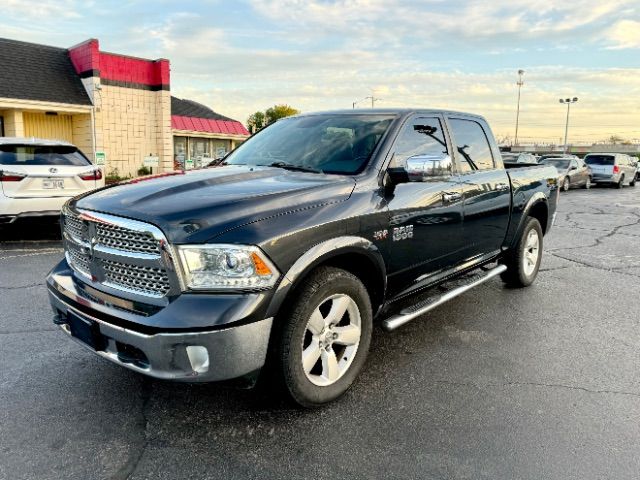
[0,37,91,105]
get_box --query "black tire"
[500,217,543,288]
[630,176,636,187]
[616,175,624,189]
[562,177,570,192]
[274,266,372,408]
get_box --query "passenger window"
[448,118,495,172]
[389,117,447,168]
[570,160,578,169]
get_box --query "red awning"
[171,115,249,136]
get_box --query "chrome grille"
[67,248,91,277]
[62,208,175,299]
[65,213,88,241]
[95,222,160,254]
[101,259,170,297]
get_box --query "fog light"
[186,346,210,374]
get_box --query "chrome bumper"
[49,290,273,383]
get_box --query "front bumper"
[48,261,274,383]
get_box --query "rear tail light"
[613,165,620,174]
[79,169,103,181]
[0,171,26,182]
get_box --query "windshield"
[540,159,570,170]
[0,145,91,166]
[225,114,395,174]
[584,155,614,166]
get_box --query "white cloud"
[603,20,640,49]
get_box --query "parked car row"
[502,152,639,191]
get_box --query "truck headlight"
[176,244,279,290]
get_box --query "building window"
[189,138,210,169]
[0,116,4,137]
[174,136,187,170]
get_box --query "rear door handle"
[442,191,462,203]
[495,182,510,192]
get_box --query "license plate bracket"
[67,312,106,351]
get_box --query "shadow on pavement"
[0,217,62,244]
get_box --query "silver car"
[584,153,637,188]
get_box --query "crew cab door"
[446,116,511,259]
[383,115,466,298]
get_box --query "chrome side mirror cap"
[406,154,453,182]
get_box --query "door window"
[448,118,495,172]
[389,117,447,168]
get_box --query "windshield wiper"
[258,161,322,174]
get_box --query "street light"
[514,69,524,146]
[559,97,578,153]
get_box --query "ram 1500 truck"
[47,109,558,407]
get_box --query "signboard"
[95,151,106,165]
[143,156,160,168]
[185,158,194,169]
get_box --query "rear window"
[584,155,615,166]
[0,145,91,166]
[541,159,570,169]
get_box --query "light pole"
[559,97,578,153]
[514,69,524,146]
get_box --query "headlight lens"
[177,244,279,290]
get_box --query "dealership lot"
[1,187,639,480]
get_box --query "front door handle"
[495,182,510,192]
[442,191,462,203]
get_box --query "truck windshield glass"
[584,155,614,166]
[0,145,91,166]
[225,114,395,174]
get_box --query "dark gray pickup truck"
[47,109,558,407]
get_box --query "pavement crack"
[110,379,153,480]
[0,282,44,290]
[433,379,640,398]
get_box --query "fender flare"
[265,236,387,319]
[508,192,549,248]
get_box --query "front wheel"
[562,177,570,192]
[583,177,592,189]
[275,266,372,407]
[501,217,543,288]
[630,176,636,187]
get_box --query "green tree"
[265,104,300,124]
[247,104,300,134]
[247,111,266,134]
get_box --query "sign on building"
[95,151,106,165]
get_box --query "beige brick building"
[0,37,249,178]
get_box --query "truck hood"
[73,165,356,243]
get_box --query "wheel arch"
[266,236,387,321]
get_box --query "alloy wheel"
[301,294,362,387]
[522,229,540,277]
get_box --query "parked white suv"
[0,138,104,224]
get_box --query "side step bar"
[381,264,507,332]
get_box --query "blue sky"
[2,0,639,143]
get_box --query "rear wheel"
[501,217,543,288]
[274,266,372,407]
[630,176,636,187]
[583,177,591,189]
[616,175,624,189]
[562,177,570,192]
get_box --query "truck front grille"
[95,222,160,254]
[62,208,177,299]
[102,259,171,297]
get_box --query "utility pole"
[559,97,578,153]
[364,95,381,108]
[514,69,524,146]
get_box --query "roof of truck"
[294,108,486,119]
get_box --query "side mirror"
[406,154,453,182]
[570,165,578,170]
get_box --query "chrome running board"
[381,264,507,332]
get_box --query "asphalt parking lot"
[1,186,639,480]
